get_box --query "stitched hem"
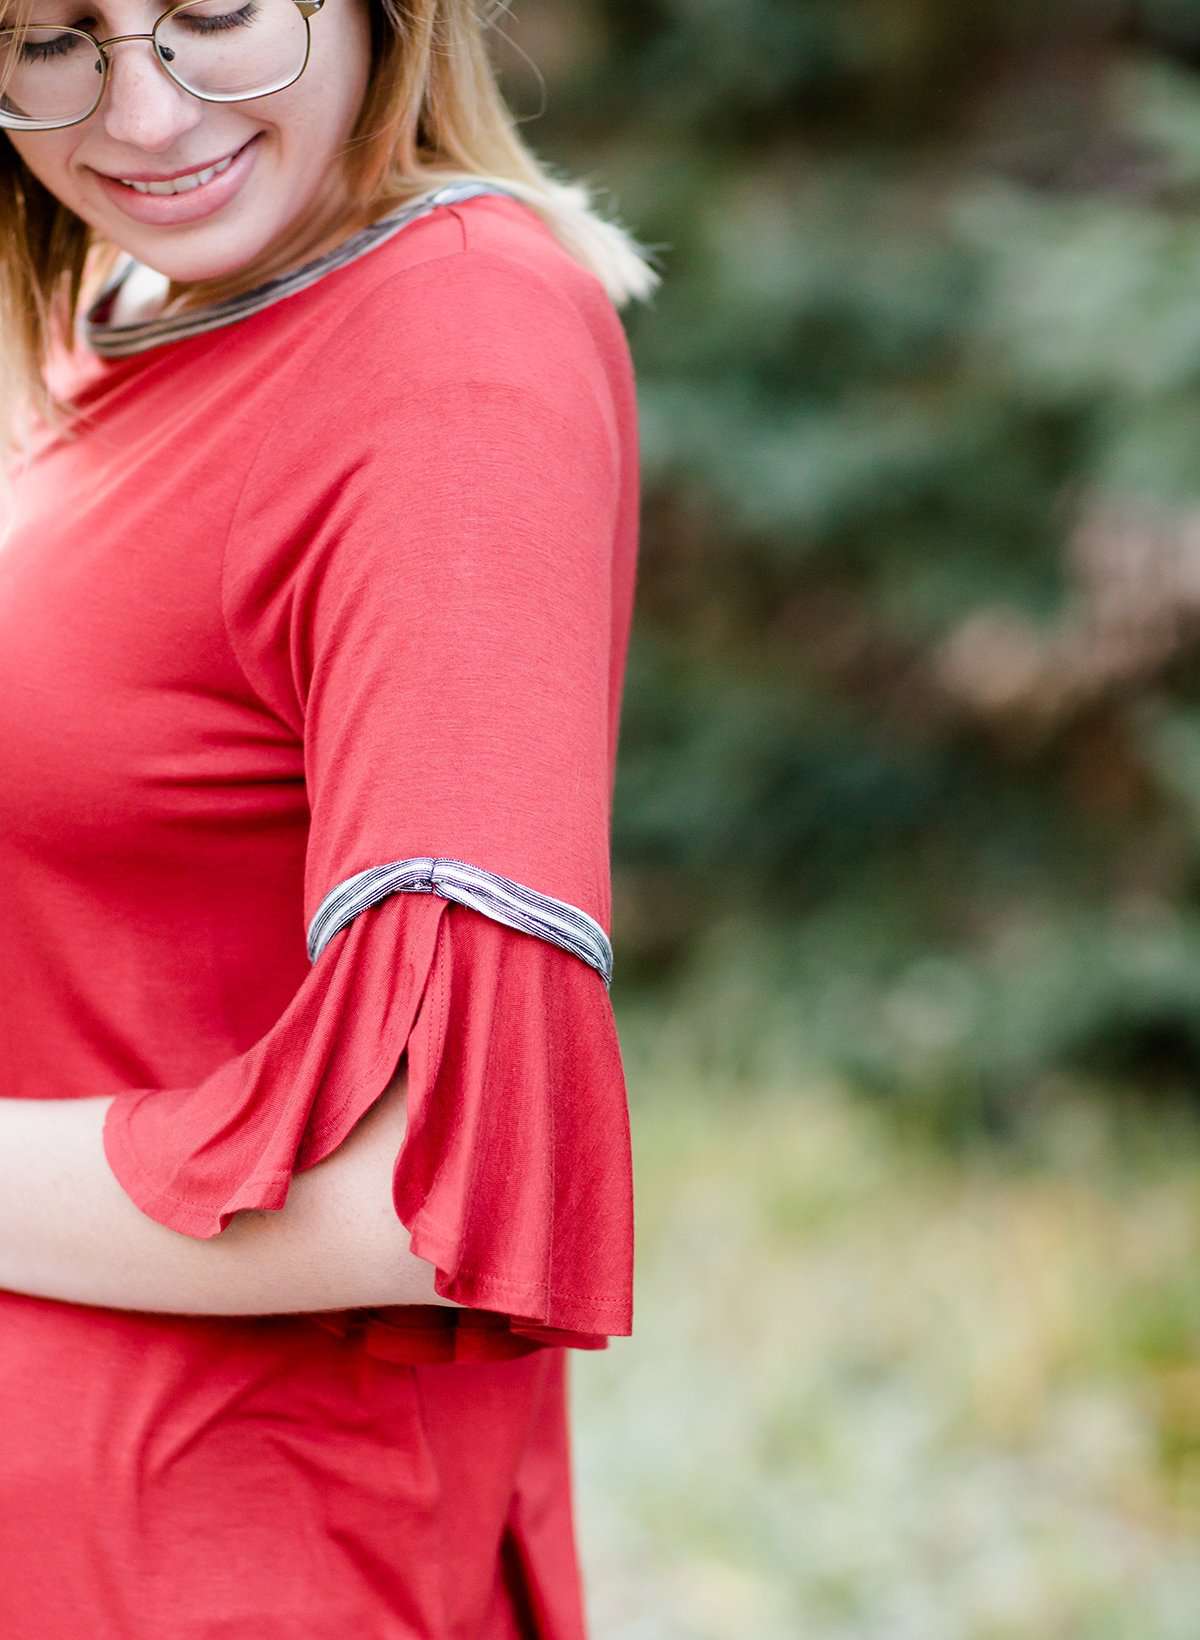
[408,1217,633,1337]
[102,1098,295,1238]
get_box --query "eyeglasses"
[0,0,323,131]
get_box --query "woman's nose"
[98,38,203,150]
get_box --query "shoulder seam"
[446,201,471,256]
[218,238,620,714]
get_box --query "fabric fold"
[102,892,634,1362]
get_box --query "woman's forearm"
[0,1071,463,1315]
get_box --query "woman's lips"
[92,132,262,226]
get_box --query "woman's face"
[3,0,373,295]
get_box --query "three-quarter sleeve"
[101,241,639,1359]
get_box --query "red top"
[0,188,638,1635]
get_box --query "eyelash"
[185,3,260,31]
[20,3,260,60]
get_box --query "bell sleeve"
[100,245,638,1360]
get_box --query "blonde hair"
[0,0,663,469]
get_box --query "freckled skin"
[3,0,373,307]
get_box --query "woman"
[0,0,658,1631]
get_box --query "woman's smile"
[89,127,262,224]
[5,0,372,295]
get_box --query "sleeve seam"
[218,238,621,709]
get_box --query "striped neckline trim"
[83,180,518,359]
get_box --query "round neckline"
[83,180,518,359]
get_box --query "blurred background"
[494,2,1200,1635]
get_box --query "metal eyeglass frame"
[0,0,324,132]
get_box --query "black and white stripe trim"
[84,181,519,358]
[306,857,614,987]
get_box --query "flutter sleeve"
[100,243,638,1360]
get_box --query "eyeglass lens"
[0,0,307,126]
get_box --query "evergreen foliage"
[499,4,1200,1116]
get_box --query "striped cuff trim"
[306,857,614,987]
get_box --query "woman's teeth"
[120,151,238,195]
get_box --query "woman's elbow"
[223,1068,460,1314]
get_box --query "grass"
[570,1041,1200,1638]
